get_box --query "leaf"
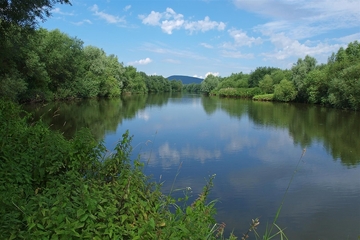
[36,223,45,230]
[80,214,88,222]
[77,208,86,218]
[149,218,155,230]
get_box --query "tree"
[0,0,71,30]
[258,74,274,94]
[248,67,279,87]
[304,69,328,104]
[291,55,317,102]
[200,74,220,94]
[274,79,297,102]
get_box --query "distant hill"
[167,75,203,84]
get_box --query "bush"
[274,80,297,102]
[253,94,274,101]
[217,87,261,98]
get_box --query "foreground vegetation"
[0,100,239,239]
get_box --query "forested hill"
[167,75,203,84]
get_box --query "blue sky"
[43,0,360,78]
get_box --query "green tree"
[122,66,147,93]
[274,79,297,102]
[291,55,317,102]
[170,79,182,92]
[304,69,328,104]
[258,74,274,94]
[248,67,279,87]
[200,74,220,94]
[0,0,71,30]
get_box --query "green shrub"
[253,94,274,101]
[274,80,297,102]
[217,87,261,98]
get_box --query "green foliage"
[170,79,183,92]
[291,55,317,102]
[258,74,274,94]
[253,94,274,101]
[146,75,171,92]
[216,72,249,90]
[274,80,297,102]
[201,74,220,94]
[304,69,328,104]
[217,87,261,98]
[183,83,201,93]
[0,100,239,239]
[248,67,279,88]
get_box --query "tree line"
[0,27,182,102]
[194,41,360,110]
[1,0,359,112]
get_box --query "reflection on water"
[24,93,360,239]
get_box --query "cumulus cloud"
[128,57,153,65]
[90,4,126,24]
[232,0,359,63]
[139,8,226,34]
[193,74,204,79]
[205,72,219,77]
[228,28,262,47]
[261,33,341,60]
[184,16,226,33]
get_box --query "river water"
[24,93,360,239]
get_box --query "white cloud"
[193,74,204,79]
[161,18,185,34]
[261,32,342,60]
[200,43,214,49]
[139,11,162,25]
[228,28,262,47]
[184,16,226,33]
[235,0,360,39]
[124,5,131,12]
[90,4,126,24]
[139,8,226,34]
[72,19,92,26]
[52,7,74,16]
[205,72,219,77]
[128,57,153,65]
[336,33,360,44]
[232,0,360,63]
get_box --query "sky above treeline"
[42,0,360,79]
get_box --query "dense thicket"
[204,41,360,110]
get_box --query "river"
[24,93,360,239]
